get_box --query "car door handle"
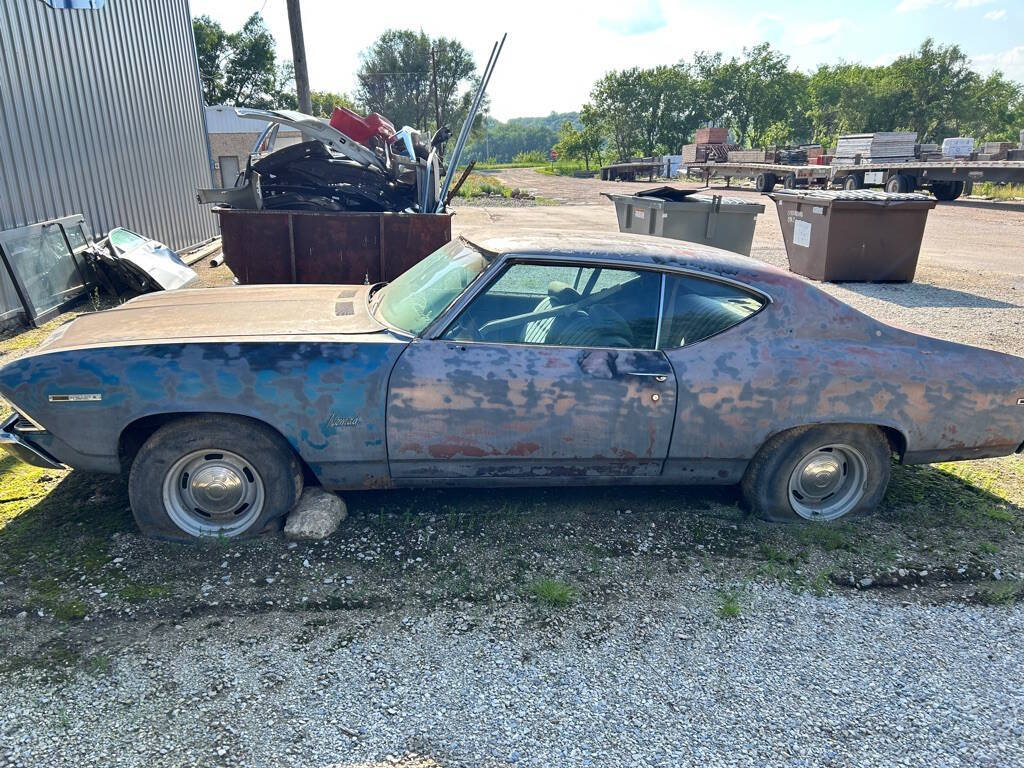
[625,372,668,382]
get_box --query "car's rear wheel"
[129,415,303,542]
[741,424,891,523]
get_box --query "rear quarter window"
[659,274,765,349]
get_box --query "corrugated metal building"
[0,0,216,254]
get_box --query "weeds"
[717,590,741,618]
[530,578,575,607]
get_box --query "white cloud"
[789,18,852,46]
[983,8,1006,19]
[896,0,992,10]
[972,45,1024,81]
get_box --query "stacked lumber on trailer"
[682,142,738,163]
[834,132,917,165]
[978,141,1016,160]
[695,127,729,144]
[727,148,773,163]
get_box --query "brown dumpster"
[769,190,936,282]
[213,208,452,285]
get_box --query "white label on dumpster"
[812,206,824,215]
[634,209,645,219]
[793,219,812,247]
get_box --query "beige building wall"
[209,132,302,187]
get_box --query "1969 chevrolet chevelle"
[2,232,1022,541]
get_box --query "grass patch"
[529,578,575,607]
[974,582,1023,605]
[118,582,173,602]
[454,173,533,200]
[972,182,1024,201]
[717,590,741,618]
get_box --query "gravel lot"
[2,170,1024,767]
[3,575,1023,768]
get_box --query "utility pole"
[286,0,312,115]
[429,46,442,132]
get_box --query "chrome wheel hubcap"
[162,449,264,537]
[787,444,867,521]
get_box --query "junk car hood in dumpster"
[33,284,384,352]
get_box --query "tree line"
[557,39,1023,165]
[192,19,1022,168]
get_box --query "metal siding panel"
[0,0,216,250]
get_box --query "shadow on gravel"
[839,282,1019,309]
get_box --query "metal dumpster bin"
[769,190,936,282]
[213,208,452,285]
[603,188,765,255]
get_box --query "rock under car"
[1,232,1022,542]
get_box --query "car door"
[385,260,678,481]
[656,272,770,481]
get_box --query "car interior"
[444,263,764,350]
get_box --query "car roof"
[470,230,793,288]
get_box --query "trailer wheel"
[931,180,964,201]
[783,173,798,189]
[885,174,910,193]
[754,173,776,193]
[843,174,862,190]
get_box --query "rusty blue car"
[2,232,1023,541]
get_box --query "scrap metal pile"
[199,35,506,216]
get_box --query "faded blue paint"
[1,232,1023,493]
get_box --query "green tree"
[192,13,291,109]
[355,29,478,134]
[309,90,356,118]
[192,15,228,104]
[552,107,605,169]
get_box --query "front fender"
[0,340,406,484]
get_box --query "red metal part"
[329,107,395,147]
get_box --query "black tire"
[741,424,892,523]
[885,174,908,193]
[128,415,303,542]
[931,180,963,201]
[843,174,862,190]
[754,172,776,193]
[783,172,797,189]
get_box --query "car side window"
[658,274,765,349]
[443,262,662,349]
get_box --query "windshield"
[374,239,490,334]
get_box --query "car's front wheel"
[128,415,303,542]
[741,424,892,523]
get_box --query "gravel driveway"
[2,576,1022,768]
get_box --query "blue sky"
[190,0,1024,120]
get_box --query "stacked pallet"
[727,148,773,163]
[682,142,738,163]
[695,127,729,144]
[834,132,917,165]
[978,141,1016,160]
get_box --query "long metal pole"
[437,34,506,210]
[286,0,312,114]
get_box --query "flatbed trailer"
[829,160,1024,200]
[685,159,1024,200]
[685,162,832,192]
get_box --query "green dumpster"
[603,187,765,255]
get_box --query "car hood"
[33,284,387,353]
